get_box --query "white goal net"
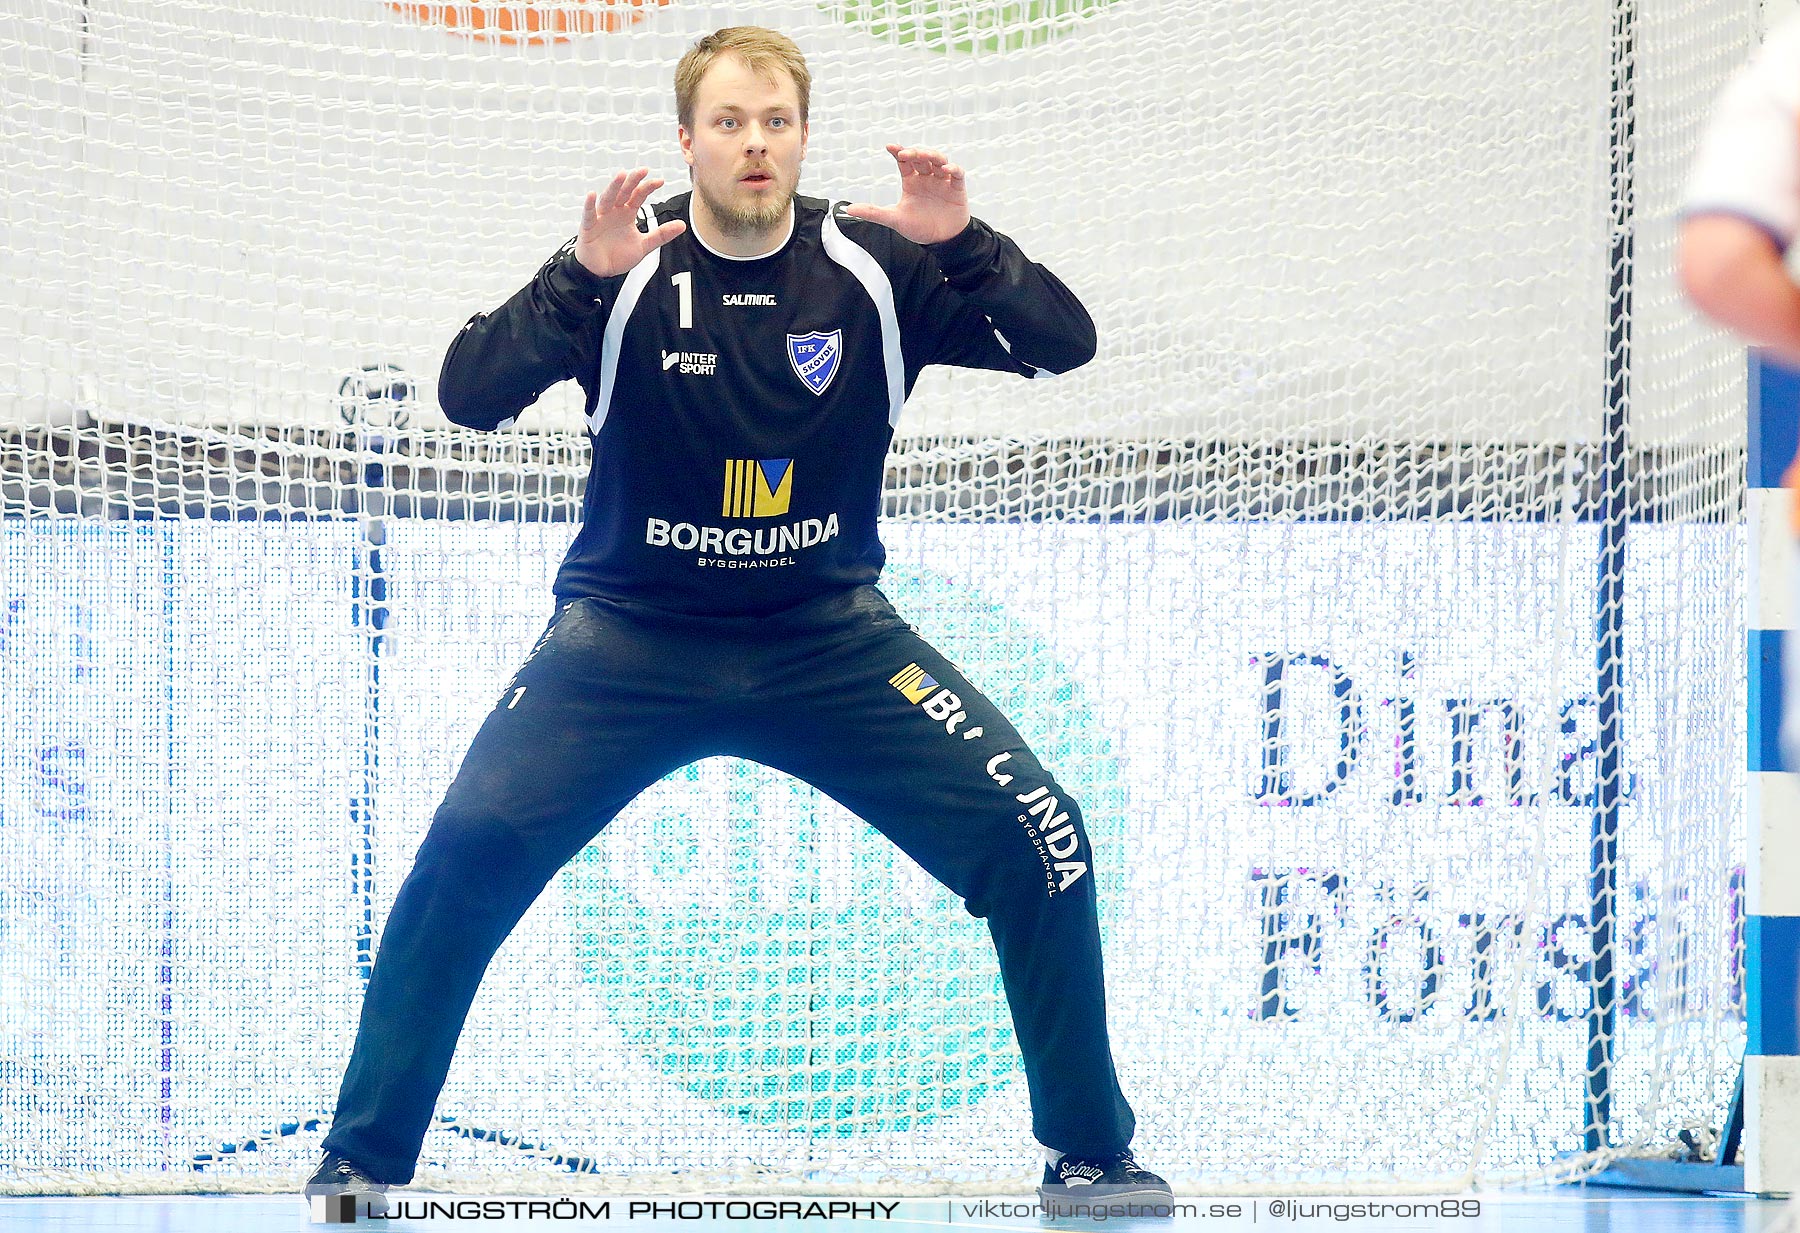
[0,0,1754,1196]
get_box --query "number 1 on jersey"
[671,270,693,329]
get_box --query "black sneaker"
[1038,1150,1173,1214]
[305,1151,390,1219]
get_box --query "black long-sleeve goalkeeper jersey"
[439,191,1096,616]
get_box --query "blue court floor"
[0,1189,1794,1233]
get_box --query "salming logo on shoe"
[1039,1152,1174,1214]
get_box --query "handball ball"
[338,364,416,431]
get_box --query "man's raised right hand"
[575,169,686,279]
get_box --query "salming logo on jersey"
[722,458,793,518]
[723,293,778,306]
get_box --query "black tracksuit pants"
[321,584,1135,1183]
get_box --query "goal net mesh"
[0,0,1753,1195]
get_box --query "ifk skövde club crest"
[787,330,841,396]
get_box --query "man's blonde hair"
[675,27,811,131]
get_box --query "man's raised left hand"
[843,144,970,245]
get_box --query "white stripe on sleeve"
[821,210,906,429]
[588,203,662,435]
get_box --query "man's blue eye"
[720,117,737,129]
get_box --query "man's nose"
[742,124,768,153]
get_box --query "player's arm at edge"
[1678,20,1800,368]
[438,242,618,431]
[902,216,1098,379]
[1679,214,1800,369]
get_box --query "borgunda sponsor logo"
[996,759,1089,894]
[889,663,1089,894]
[645,514,840,560]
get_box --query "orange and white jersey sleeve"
[1685,15,1800,252]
